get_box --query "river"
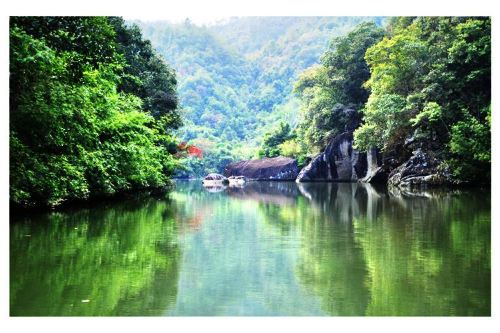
[10,181,490,316]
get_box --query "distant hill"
[134,17,384,176]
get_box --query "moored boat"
[202,173,229,186]
[228,175,247,186]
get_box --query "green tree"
[322,22,385,106]
[10,17,121,82]
[294,22,384,154]
[354,17,490,182]
[108,17,180,128]
[10,17,180,207]
[257,122,293,158]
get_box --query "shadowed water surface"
[10,181,490,316]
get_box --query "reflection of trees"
[296,183,490,316]
[174,181,490,315]
[295,183,371,315]
[15,180,488,316]
[353,189,491,316]
[170,181,323,315]
[10,198,181,316]
[227,181,304,235]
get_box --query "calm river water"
[10,181,490,316]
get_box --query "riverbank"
[10,182,175,215]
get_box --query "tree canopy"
[292,22,384,154]
[10,17,181,207]
[353,17,490,181]
[291,17,490,183]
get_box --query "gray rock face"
[387,149,451,188]
[224,156,298,180]
[294,126,453,187]
[296,132,367,182]
[360,148,388,184]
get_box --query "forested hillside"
[259,17,490,184]
[136,17,384,176]
[355,17,491,182]
[10,16,490,208]
[10,17,181,207]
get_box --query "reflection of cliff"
[10,198,181,316]
[297,182,388,223]
[352,189,491,315]
[226,181,301,206]
[294,183,372,315]
[295,183,491,316]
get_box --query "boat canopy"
[204,173,226,181]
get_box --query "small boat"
[228,175,247,186]
[202,173,229,186]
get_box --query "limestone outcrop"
[387,149,451,188]
[296,132,367,182]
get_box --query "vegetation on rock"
[293,17,490,184]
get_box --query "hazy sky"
[125,16,232,26]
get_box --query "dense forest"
[10,17,182,207]
[137,17,384,175]
[9,16,490,207]
[259,17,491,183]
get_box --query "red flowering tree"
[176,142,203,159]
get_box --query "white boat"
[228,176,247,186]
[202,173,229,186]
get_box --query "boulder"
[224,156,298,180]
[387,149,451,188]
[360,148,388,184]
[296,132,367,182]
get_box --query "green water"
[10,181,490,316]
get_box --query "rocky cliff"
[359,148,388,183]
[296,130,450,188]
[296,132,368,182]
[387,149,452,188]
[224,156,298,180]
[225,133,452,188]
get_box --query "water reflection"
[293,183,371,315]
[227,181,301,206]
[10,197,181,316]
[10,181,490,316]
[168,181,323,315]
[294,183,490,316]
